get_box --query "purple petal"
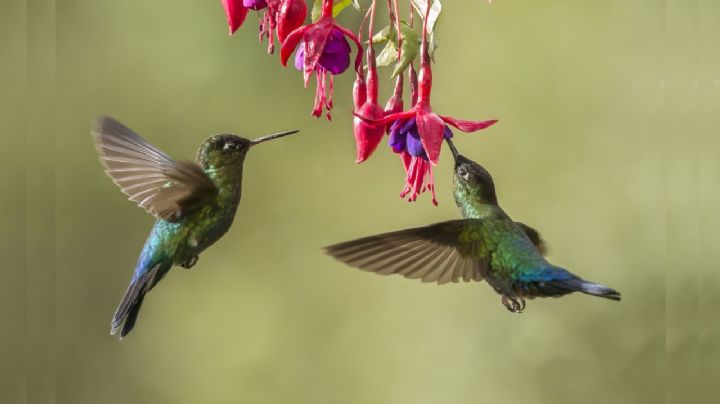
[443,125,453,139]
[317,28,351,74]
[406,131,428,159]
[294,45,305,71]
[389,119,403,133]
[323,28,351,54]
[319,51,350,74]
[388,121,406,153]
[243,0,267,10]
[400,117,417,135]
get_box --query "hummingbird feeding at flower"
[93,116,299,338]
[325,139,620,312]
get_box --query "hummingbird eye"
[457,166,471,181]
[222,142,238,151]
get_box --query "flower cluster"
[222,0,307,53]
[220,0,497,205]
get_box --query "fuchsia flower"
[294,28,351,74]
[280,0,362,119]
[353,44,385,163]
[355,7,497,204]
[360,53,497,165]
[388,114,453,205]
[221,0,306,54]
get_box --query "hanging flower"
[353,41,386,163]
[221,0,306,54]
[294,28,351,74]
[354,4,497,203]
[280,0,362,119]
[388,118,453,205]
[356,54,497,166]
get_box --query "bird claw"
[179,255,199,269]
[501,295,525,313]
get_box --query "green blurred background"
[1,0,718,403]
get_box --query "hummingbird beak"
[250,129,300,146]
[446,138,461,165]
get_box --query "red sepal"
[221,0,249,35]
[440,116,498,132]
[277,0,307,42]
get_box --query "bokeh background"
[2,0,718,403]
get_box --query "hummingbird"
[93,116,299,338]
[325,139,620,312]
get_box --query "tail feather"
[111,262,169,339]
[118,294,146,338]
[548,277,621,301]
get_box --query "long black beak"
[250,129,300,146]
[446,137,461,164]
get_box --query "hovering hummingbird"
[325,139,620,312]
[93,116,299,338]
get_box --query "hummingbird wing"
[93,116,217,222]
[515,222,547,255]
[324,220,488,285]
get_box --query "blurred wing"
[325,220,488,285]
[93,116,217,221]
[515,222,547,255]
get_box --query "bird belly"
[175,205,238,264]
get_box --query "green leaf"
[428,32,438,59]
[332,0,357,17]
[391,21,420,78]
[371,25,394,45]
[410,0,442,35]
[311,0,322,22]
[376,42,398,67]
[312,0,360,22]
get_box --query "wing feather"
[93,116,217,221]
[325,220,489,285]
[515,222,547,255]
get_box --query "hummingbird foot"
[179,255,199,269]
[501,295,525,313]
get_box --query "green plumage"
[94,116,298,338]
[326,141,620,312]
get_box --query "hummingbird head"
[198,134,253,167]
[198,129,299,167]
[447,139,498,206]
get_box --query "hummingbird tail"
[118,294,146,338]
[111,262,170,339]
[546,277,622,301]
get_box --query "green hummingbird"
[325,139,620,312]
[93,116,299,338]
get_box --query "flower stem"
[322,0,333,18]
[366,1,378,103]
[394,0,402,59]
[417,0,432,105]
[368,0,376,39]
[408,0,414,27]
[421,0,431,64]
[409,64,418,105]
